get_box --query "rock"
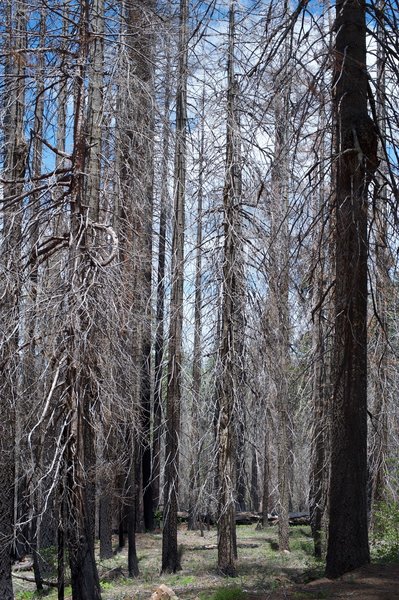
[150,584,178,600]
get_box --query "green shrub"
[16,593,35,600]
[100,580,114,591]
[371,499,399,562]
[154,509,163,528]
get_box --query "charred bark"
[161,0,188,574]
[326,0,378,578]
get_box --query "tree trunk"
[64,3,102,597]
[308,67,331,559]
[262,422,270,528]
[99,481,113,560]
[266,52,291,555]
[325,0,378,578]
[152,45,172,512]
[26,7,47,592]
[217,0,243,576]
[161,0,188,574]
[309,277,329,558]
[0,1,27,595]
[236,420,247,513]
[251,448,259,513]
[369,4,389,522]
[127,436,140,577]
[188,84,205,532]
[122,0,155,534]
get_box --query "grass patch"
[293,592,329,599]
[200,586,246,600]
[167,574,197,586]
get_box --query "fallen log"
[12,560,34,572]
[100,566,126,581]
[174,510,309,526]
[12,573,60,588]
[187,542,260,551]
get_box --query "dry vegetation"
[12,523,399,599]
[13,524,325,599]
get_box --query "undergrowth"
[14,524,383,600]
[371,499,399,563]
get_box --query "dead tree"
[161,0,188,574]
[216,0,243,576]
[0,1,27,596]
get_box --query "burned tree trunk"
[152,43,172,512]
[216,0,243,576]
[188,85,205,532]
[326,0,378,578]
[0,1,27,595]
[161,0,188,574]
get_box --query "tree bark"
[262,421,270,528]
[161,0,188,573]
[266,53,291,556]
[188,84,205,532]
[325,0,378,578]
[308,63,331,559]
[64,3,103,597]
[251,448,259,513]
[0,1,27,595]
[369,3,389,521]
[122,0,155,534]
[152,43,172,512]
[217,0,242,576]
[127,436,140,577]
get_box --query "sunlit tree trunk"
[250,448,259,512]
[268,72,291,556]
[153,42,172,512]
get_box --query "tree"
[153,37,172,513]
[161,0,188,574]
[216,0,242,576]
[308,16,332,556]
[61,1,106,596]
[188,83,205,532]
[0,1,27,595]
[325,0,378,578]
[265,8,292,552]
[368,0,391,519]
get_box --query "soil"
[248,563,399,600]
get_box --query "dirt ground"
[248,563,399,600]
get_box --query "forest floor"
[12,524,399,599]
[247,563,399,599]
